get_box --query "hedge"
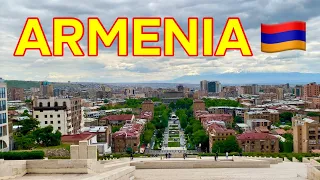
[0,151,44,160]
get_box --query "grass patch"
[33,143,71,151]
[168,142,180,147]
[169,134,180,138]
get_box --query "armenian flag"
[261,21,306,53]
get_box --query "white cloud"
[0,0,320,83]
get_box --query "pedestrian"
[240,152,242,157]
[226,152,228,159]
[165,153,168,159]
[169,153,171,158]
[215,151,218,161]
[183,153,186,159]
[130,153,133,160]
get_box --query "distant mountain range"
[169,72,320,85]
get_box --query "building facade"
[237,132,279,153]
[292,114,320,153]
[32,97,82,135]
[208,81,221,93]
[303,82,320,99]
[200,80,208,92]
[40,81,54,98]
[7,87,25,101]
[0,79,9,151]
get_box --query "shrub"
[0,151,44,160]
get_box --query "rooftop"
[237,132,277,140]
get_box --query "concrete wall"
[71,141,97,160]
[0,159,26,179]
[131,160,270,169]
[308,159,320,180]
[27,159,91,174]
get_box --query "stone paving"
[134,162,308,180]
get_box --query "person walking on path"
[165,153,168,159]
[226,152,229,159]
[130,153,133,160]
[215,151,218,161]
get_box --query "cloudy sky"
[0,0,320,83]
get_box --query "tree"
[169,102,175,110]
[21,110,30,117]
[104,99,109,103]
[192,129,209,150]
[99,106,107,110]
[223,136,240,153]
[211,135,240,153]
[32,126,61,147]
[142,129,153,144]
[280,112,293,123]
[203,98,241,108]
[14,134,35,150]
[112,125,121,133]
[307,112,320,117]
[17,117,39,135]
[234,116,243,123]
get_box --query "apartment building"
[237,132,279,153]
[193,99,205,115]
[141,100,154,115]
[292,114,320,153]
[303,82,320,100]
[100,114,135,126]
[246,119,271,133]
[32,97,82,135]
[40,81,54,98]
[7,87,25,101]
[112,119,145,153]
[0,79,9,152]
[244,110,279,124]
[207,123,235,152]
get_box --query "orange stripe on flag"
[261,40,306,53]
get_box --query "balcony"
[67,121,72,126]
[309,140,317,145]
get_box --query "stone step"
[103,161,131,172]
[81,166,135,180]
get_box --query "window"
[58,121,61,124]
[40,110,43,112]
[58,127,61,130]
[0,88,5,98]
[0,101,6,111]
[47,102,50,107]
[50,115,53,118]
[57,114,60,118]
[50,121,53,124]
[54,102,58,107]
[39,102,43,107]
[44,115,47,118]
[63,102,66,107]
[36,115,39,118]
[45,121,47,124]
[0,113,6,124]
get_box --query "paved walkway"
[134,162,308,180]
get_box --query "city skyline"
[1,1,320,83]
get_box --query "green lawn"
[169,134,180,138]
[168,137,179,141]
[168,142,180,147]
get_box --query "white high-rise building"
[200,80,208,92]
[32,97,82,135]
[0,78,9,152]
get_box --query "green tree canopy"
[203,98,241,107]
[212,135,241,153]
[280,112,293,123]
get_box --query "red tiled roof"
[61,132,95,142]
[101,114,133,121]
[255,126,269,133]
[274,128,286,135]
[237,132,277,140]
[208,123,235,133]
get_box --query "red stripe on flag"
[261,21,306,34]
